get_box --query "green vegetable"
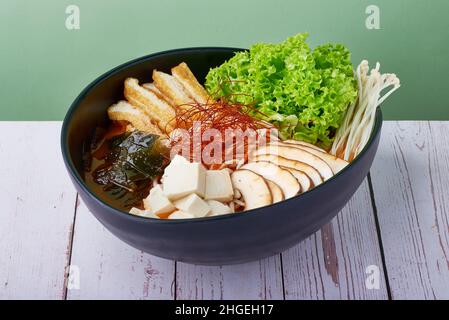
[205,33,357,148]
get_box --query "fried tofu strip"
[171,62,212,104]
[124,78,176,133]
[142,82,171,103]
[142,82,162,95]
[107,101,162,135]
[152,70,195,108]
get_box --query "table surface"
[1,121,448,300]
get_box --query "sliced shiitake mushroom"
[241,161,300,198]
[254,154,323,187]
[279,166,311,193]
[265,180,284,203]
[231,170,272,210]
[271,141,348,173]
[253,145,333,181]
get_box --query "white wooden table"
[1,121,448,300]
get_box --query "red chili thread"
[169,97,275,168]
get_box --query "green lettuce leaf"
[205,33,357,148]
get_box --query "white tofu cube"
[173,193,211,218]
[129,207,159,219]
[168,210,195,219]
[206,200,232,216]
[204,170,234,202]
[143,184,175,215]
[162,155,206,200]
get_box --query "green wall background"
[1,0,448,120]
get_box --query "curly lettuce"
[205,33,357,148]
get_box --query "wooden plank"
[0,122,78,299]
[176,256,284,300]
[282,180,389,300]
[370,121,449,299]
[67,199,175,300]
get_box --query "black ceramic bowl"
[61,47,382,265]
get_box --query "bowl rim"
[61,46,383,225]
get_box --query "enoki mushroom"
[330,60,400,161]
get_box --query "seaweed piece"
[93,131,169,192]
